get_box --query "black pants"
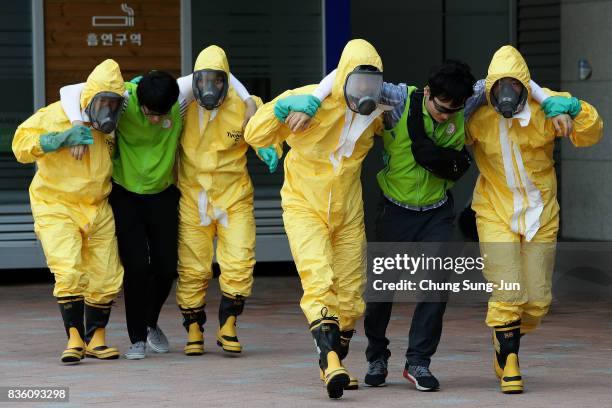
[109,183,180,344]
[364,194,455,367]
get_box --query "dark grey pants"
[364,194,454,367]
[110,183,180,344]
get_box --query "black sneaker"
[403,364,440,391]
[364,356,388,387]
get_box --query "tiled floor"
[1,275,611,407]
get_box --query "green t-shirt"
[112,82,183,194]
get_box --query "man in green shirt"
[283,60,475,391]
[59,69,259,359]
[362,62,474,391]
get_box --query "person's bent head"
[81,59,126,134]
[86,92,124,133]
[425,60,475,123]
[137,71,179,125]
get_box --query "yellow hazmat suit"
[467,46,603,332]
[13,59,125,306]
[245,39,384,332]
[176,45,267,315]
[13,59,125,363]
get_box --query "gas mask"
[192,69,228,110]
[490,77,528,119]
[85,92,124,134]
[343,66,383,116]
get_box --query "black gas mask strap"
[407,90,471,182]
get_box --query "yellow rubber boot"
[58,297,85,365]
[216,315,242,353]
[319,366,358,390]
[216,295,245,354]
[501,353,523,394]
[86,328,119,359]
[84,303,119,360]
[62,327,85,365]
[311,318,350,399]
[184,322,204,356]
[323,351,350,398]
[493,321,523,394]
[180,306,206,356]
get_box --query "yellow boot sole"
[184,322,204,356]
[85,346,119,360]
[184,342,204,356]
[216,336,242,353]
[324,352,350,399]
[85,328,119,360]
[319,368,359,391]
[319,368,358,390]
[61,328,85,365]
[325,368,350,399]
[61,348,84,365]
[216,316,242,354]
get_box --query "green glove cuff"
[257,146,279,173]
[568,97,582,119]
[40,132,62,153]
[542,96,582,119]
[274,94,321,122]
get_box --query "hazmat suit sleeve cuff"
[34,135,45,156]
[273,142,284,159]
[59,82,86,124]
[529,80,550,104]
[39,132,61,153]
[568,100,603,147]
[312,69,336,101]
[230,73,251,101]
[177,73,195,105]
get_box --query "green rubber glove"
[129,75,143,84]
[274,94,321,122]
[257,146,279,173]
[542,96,582,119]
[40,125,93,153]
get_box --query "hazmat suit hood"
[484,45,531,106]
[192,45,231,109]
[80,59,126,110]
[194,45,230,74]
[331,39,383,102]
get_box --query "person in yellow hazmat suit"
[175,45,280,357]
[12,59,126,365]
[466,45,603,394]
[244,39,385,399]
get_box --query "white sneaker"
[124,341,146,360]
[147,325,169,353]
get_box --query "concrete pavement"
[0,275,611,407]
